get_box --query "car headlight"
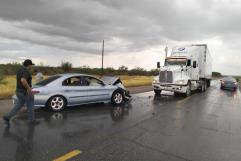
[175,80,186,85]
[153,80,157,84]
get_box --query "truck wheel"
[200,80,206,92]
[185,82,191,97]
[154,89,161,96]
[174,92,181,97]
[207,80,211,88]
[204,80,207,91]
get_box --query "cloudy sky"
[0,0,241,75]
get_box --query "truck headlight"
[175,80,186,85]
[153,76,159,84]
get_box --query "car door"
[191,60,199,80]
[61,76,90,105]
[81,76,114,103]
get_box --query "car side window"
[83,76,104,86]
[62,76,82,86]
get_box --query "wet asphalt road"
[1,81,241,161]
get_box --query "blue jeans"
[5,92,35,121]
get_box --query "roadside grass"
[0,76,16,99]
[120,75,153,87]
[0,75,153,99]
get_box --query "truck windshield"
[165,59,187,66]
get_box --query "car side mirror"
[101,81,106,86]
[157,62,160,68]
[193,61,197,68]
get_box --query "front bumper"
[153,83,187,93]
[221,84,237,89]
[124,90,132,102]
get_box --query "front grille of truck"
[159,71,173,83]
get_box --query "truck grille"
[159,71,173,83]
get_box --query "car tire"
[154,89,161,95]
[111,90,124,105]
[48,96,66,111]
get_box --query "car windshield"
[165,58,187,66]
[85,77,104,86]
[223,77,236,82]
[35,75,61,86]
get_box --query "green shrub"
[61,61,72,73]
[0,63,159,76]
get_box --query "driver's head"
[23,59,35,70]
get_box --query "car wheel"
[48,96,66,111]
[112,90,124,105]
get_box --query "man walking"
[3,59,39,126]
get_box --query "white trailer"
[153,44,212,97]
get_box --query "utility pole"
[165,46,168,58]
[101,40,104,74]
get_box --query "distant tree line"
[0,62,159,76]
[0,62,224,77]
[0,69,4,84]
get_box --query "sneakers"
[2,116,10,126]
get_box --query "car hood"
[101,76,120,85]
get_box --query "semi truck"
[152,44,212,97]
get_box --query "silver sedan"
[13,74,131,111]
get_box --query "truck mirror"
[187,60,191,66]
[157,62,160,68]
[193,61,197,68]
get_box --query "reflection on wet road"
[1,81,241,161]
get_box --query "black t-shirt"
[16,67,32,93]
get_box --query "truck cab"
[153,44,212,97]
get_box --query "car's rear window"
[35,75,61,86]
[223,77,236,82]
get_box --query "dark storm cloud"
[0,0,241,54]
